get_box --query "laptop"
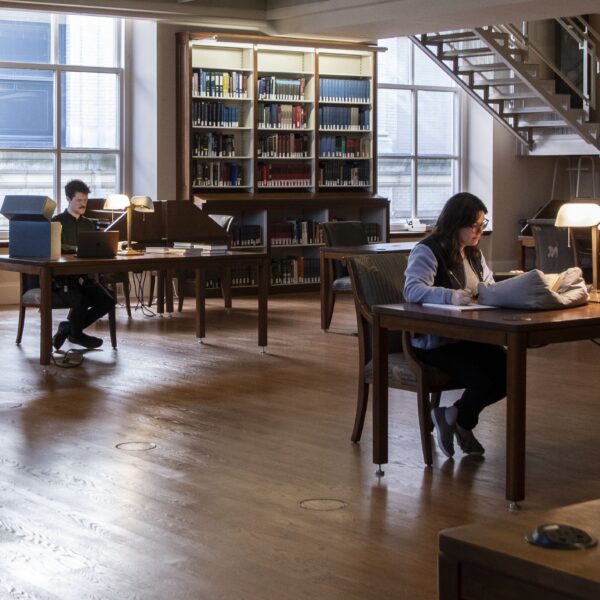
[76,231,120,258]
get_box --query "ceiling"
[0,0,598,40]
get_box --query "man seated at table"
[51,179,116,350]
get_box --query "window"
[377,37,460,228]
[0,10,123,231]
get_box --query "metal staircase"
[410,19,600,155]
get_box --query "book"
[144,246,185,255]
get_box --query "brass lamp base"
[118,247,143,256]
[589,288,600,303]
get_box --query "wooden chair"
[16,274,117,349]
[347,253,463,466]
[321,221,368,330]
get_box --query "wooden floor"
[1,292,600,599]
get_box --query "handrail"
[496,19,599,116]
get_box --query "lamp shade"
[104,194,130,211]
[555,203,600,227]
[130,195,154,213]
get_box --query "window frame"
[377,38,463,229]
[0,11,124,233]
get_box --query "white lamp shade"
[130,195,154,213]
[104,194,130,211]
[555,203,600,227]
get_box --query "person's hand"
[451,289,473,306]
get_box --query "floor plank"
[0,293,599,599]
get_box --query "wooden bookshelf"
[176,33,386,291]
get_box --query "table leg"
[258,257,268,348]
[157,271,165,314]
[373,312,389,474]
[506,332,527,504]
[195,267,206,340]
[320,253,330,331]
[165,269,174,314]
[39,267,52,366]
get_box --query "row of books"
[192,102,242,127]
[319,135,370,157]
[257,133,310,157]
[193,162,244,187]
[364,222,380,242]
[192,69,249,98]
[258,76,306,101]
[269,219,323,245]
[230,224,262,247]
[203,267,257,288]
[319,106,370,130]
[258,104,307,129]
[319,78,370,103]
[271,257,320,285]
[193,133,237,157]
[257,162,312,188]
[318,161,370,186]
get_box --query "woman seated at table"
[403,192,506,458]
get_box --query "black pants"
[54,277,116,337]
[413,342,507,430]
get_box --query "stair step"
[442,47,496,58]
[457,62,514,73]
[487,91,540,101]
[503,106,559,114]
[423,31,478,43]
[472,77,522,87]
[516,120,569,128]
[444,47,526,58]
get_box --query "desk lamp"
[555,202,600,302]
[104,194,154,255]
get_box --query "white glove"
[451,289,473,306]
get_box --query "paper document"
[422,303,497,311]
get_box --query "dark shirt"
[419,236,484,290]
[52,209,96,254]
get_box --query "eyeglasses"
[470,218,489,232]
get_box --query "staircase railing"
[498,19,600,118]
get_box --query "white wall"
[464,95,556,272]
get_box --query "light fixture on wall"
[555,202,600,302]
[104,194,154,255]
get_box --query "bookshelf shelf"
[177,33,385,291]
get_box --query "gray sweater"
[403,244,494,349]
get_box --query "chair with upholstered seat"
[528,218,577,273]
[16,274,117,349]
[347,253,463,466]
[321,221,368,331]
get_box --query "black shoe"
[455,427,485,455]
[68,333,103,349]
[52,321,70,350]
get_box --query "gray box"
[0,195,61,258]
[1,195,56,221]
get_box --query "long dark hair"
[430,192,488,267]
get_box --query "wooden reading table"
[372,302,600,505]
[0,250,269,366]
[439,499,600,599]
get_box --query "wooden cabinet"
[199,196,389,292]
[176,33,386,292]
[177,33,379,198]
